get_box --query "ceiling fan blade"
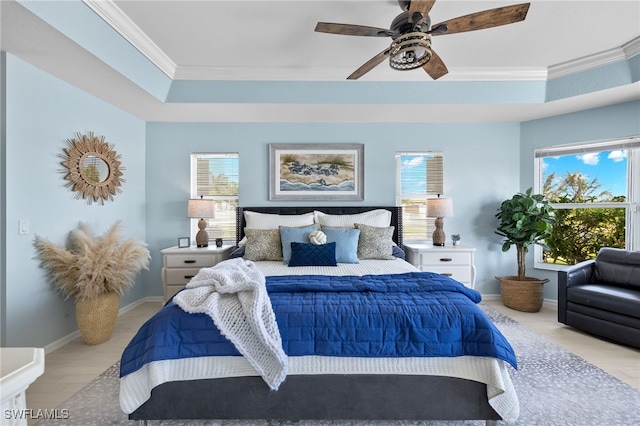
[408,1,437,24]
[432,3,530,35]
[347,48,391,80]
[315,22,395,37]
[422,50,448,80]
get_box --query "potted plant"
[495,188,555,312]
[34,221,150,344]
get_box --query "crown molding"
[82,0,176,78]
[82,0,638,84]
[548,36,640,80]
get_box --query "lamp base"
[195,219,209,248]
[432,217,446,246]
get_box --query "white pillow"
[245,211,315,229]
[314,209,392,228]
[239,211,315,246]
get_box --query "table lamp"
[426,194,453,246]
[187,196,215,247]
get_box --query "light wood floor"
[24,299,640,424]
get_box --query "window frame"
[190,152,239,244]
[533,136,639,270]
[395,151,444,243]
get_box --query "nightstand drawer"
[423,266,471,283]
[164,268,201,285]
[165,255,218,268]
[420,251,471,266]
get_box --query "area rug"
[35,304,640,426]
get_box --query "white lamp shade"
[187,198,215,219]
[426,197,453,218]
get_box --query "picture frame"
[269,143,364,201]
[178,237,190,248]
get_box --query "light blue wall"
[145,121,522,298]
[2,54,146,347]
[520,100,640,300]
[3,50,638,349]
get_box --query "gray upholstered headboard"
[236,206,403,248]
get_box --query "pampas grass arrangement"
[34,221,150,301]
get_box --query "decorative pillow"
[279,225,320,264]
[354,223,395,260]
[244,211,315,229]
[309,230,327,245]
[289,242,337,267]
[321,227,360,263]
[243,229,283,261]
[229,246,245,259]
[314,209,391,228]
[238,211,316,247]
[392,245,406,260]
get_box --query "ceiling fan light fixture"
[389,32,432,70]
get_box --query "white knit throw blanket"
[173,258,288,390]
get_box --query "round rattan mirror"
[60,132,125,205]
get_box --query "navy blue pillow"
[289,242,337,267]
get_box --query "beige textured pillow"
[243,229,283,261]
[354,223,395,260]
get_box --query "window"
[534,137,639,268]
[191,153,239,243]
[395,152,443,241]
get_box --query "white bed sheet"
[255,258,419,277]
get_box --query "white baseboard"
[43,296,163,354]
[482,293,558,307]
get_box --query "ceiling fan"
[315,0,531,80]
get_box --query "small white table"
[0,347,45,426]
[404,243,477,288]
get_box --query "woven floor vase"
[498,276,549,313]
[76,292,119,345]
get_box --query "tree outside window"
[535,137,639,267]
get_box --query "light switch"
[19,219,29,235]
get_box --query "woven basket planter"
[497,276,549,313]
[76,292,119,345]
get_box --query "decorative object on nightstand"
[451,234,461,246]
[161,245,233,302]
[33,222,150,344]
[188,196,215,247]
[178,237,190,248]
[404,242,476,288]
[426,194,453,246]
[495,188,555,312]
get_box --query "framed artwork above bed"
[269,143,364,200]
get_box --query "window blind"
[191,153,239,241]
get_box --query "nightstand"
[403,243,476,288]
[161,245,234,302]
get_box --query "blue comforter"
[120,272,517,377]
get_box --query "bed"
[120,206,518,425]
